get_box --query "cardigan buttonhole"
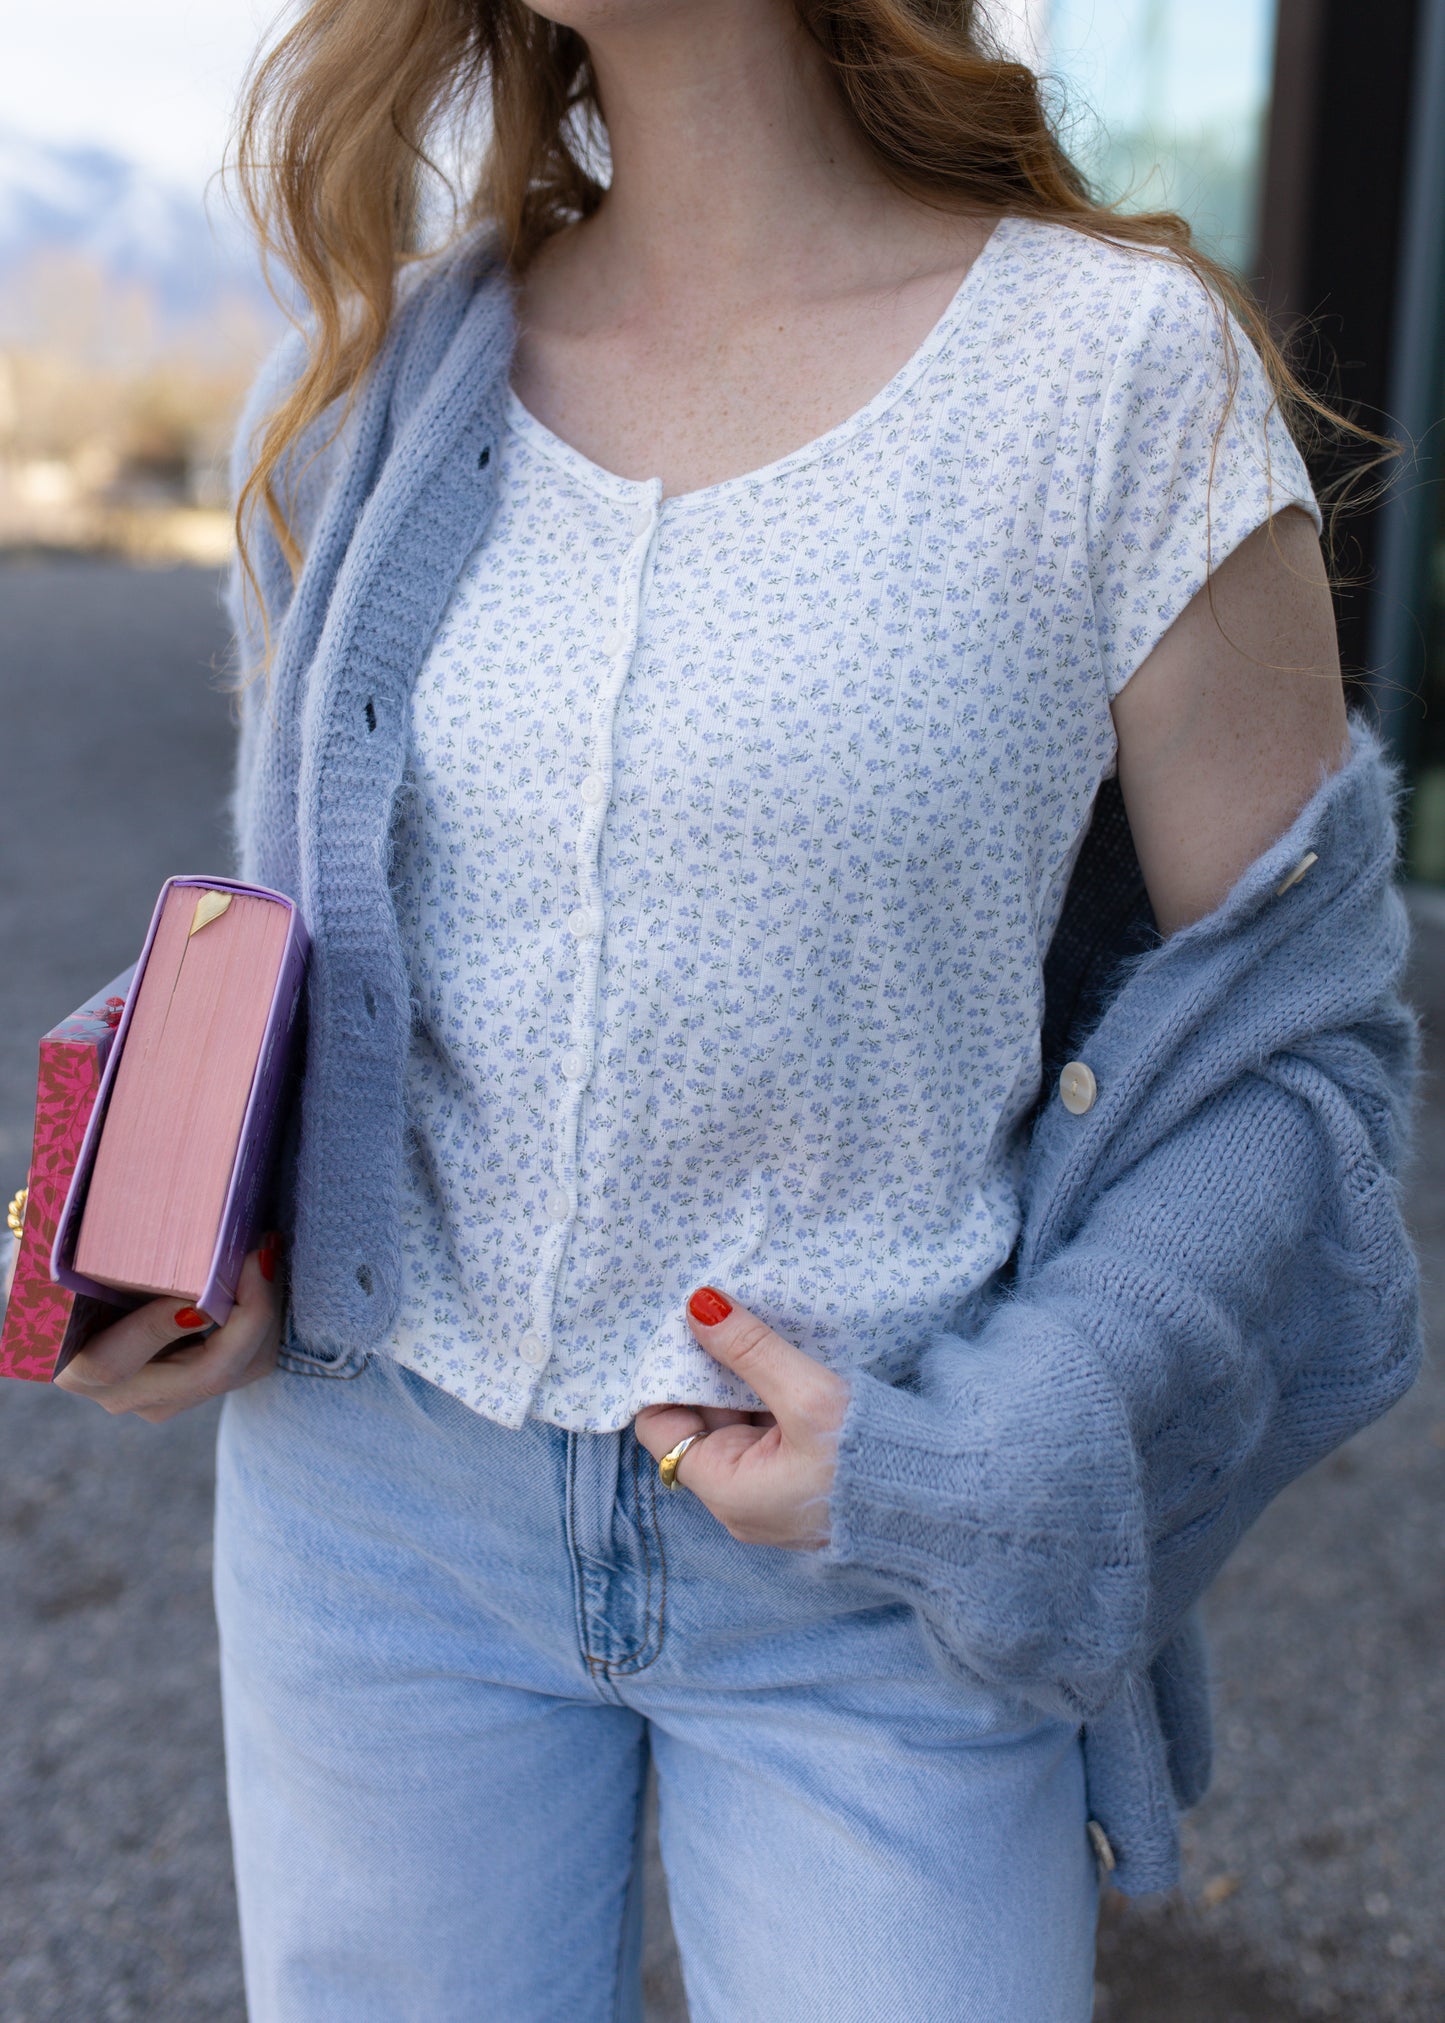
[362,983,377,1021]
[478,446,491,470]
[364,698,377,733]
[356,1264,374,1296]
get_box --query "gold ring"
[658,1431,707,1489]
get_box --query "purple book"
[52,877,309,1328]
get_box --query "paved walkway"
[0,559,1439,2020]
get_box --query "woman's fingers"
[132,1325,278,1423]
[54,1243,282,1420]
[698,1406,757,1431]
[56,1296,209,1394]
[633,1288,850,1547]
[633,1404,773,1494]
[631,1399,759,1469]
[633,1400,708,1456]
[683,1287,849,1439]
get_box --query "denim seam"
[275,1347,373,1380]
[610,1741,648,2023]
[601,1436,667,1678]
[567,1436,623,1696]
[564,1433,594,1674]
[584,1436,666,1678]
[572,1436,667,1682]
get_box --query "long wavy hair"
[231,0,1375,589]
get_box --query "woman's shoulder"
[988,212,1244,374]
[984,214,1294,509]
[228,227,511,562]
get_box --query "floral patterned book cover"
[0,971,136,1382]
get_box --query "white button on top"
[544,1186,572,1222]
[518,1330,548,1366]
[1059,1060,1098,1116]
[560,1047,589,1081]
[579,773,607,806]
[567,906,601,939]
[632,500,655,538]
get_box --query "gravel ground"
[0,557,1440,2020]
[0,559,245,2021]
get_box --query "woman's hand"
[53,1237,283,1424]
[633,1287,850,1550]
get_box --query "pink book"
[53,877,309,1326]
[1,973,136,1383]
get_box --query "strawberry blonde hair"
[232,0,1375,584]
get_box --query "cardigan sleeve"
[822,1002,1420,1727]
[223,327,352,879]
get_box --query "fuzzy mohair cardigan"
[227,235,1421,1893]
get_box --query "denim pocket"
[275,1292,371,1380]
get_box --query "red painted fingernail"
[173,1306,208,1330]
[688,1286,732,1326]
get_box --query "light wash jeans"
[214,1350,1099,2021]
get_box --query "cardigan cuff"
[821,1313,1148,1722]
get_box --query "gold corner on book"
[189,890,234,937]
[6,1185,27,1241]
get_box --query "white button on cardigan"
[1059,1062,1099,1116]
[1275,850,1319,896]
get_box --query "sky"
[0,1,284,193]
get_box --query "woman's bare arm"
[1112,507,1350,938]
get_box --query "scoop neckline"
[505,211,1018,513]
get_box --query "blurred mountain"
[0,127,271,332]
[0,130,281,556]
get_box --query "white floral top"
[381,214,1318,1431]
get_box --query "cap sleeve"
[1087,255,1322,703]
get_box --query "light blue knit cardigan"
[228,235,1421,1894]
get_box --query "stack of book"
[1,878,308,1382]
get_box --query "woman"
[55,0,1420,2016]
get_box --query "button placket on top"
[525,481,665,1366]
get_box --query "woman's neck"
[511,0,995,493]
[573,0,892,313]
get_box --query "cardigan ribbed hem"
[823,1316,1147,1728]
